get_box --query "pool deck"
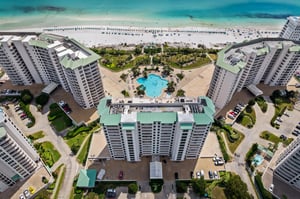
[100,63,215,99]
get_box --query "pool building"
[98,96,215,162]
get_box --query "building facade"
[280,16,300,41]
[207,38,300,110]
[98,96,215,162]
[0,108,39,192]
[274,137,300,189]
[0,34,105,109]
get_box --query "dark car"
[208,171,213,179]
[280,134,287,141]
[119,171,123,180]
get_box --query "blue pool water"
[137,74,168,98]
[252,154,264,166]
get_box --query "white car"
[23,189,30,198]
[196,172,201,179]
[58,100,65,106]
[269,184,274,192]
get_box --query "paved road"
[7,101,81,199]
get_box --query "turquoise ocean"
[0,0,300,29]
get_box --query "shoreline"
[7,24,280,48]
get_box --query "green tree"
[248,99,255,106]
[225,175,252,199]
[176,182,187,193]
[166,81,175,93]
[128,183,138,194]
[21,89,33,104]
[192,177,206,196]
[176,89,185,97]
[35,93,49,106]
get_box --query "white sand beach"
[4,25,281,48]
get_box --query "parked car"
[23,189,30,198]
[213,171,218,179]
[269,184,274,192]
[58,100,66,106]
[200,170,204,177]
[196,171,201,179]
[292,131,299,136]
[280,134,287,141]
[208,171,213,179]
[296,125,300,130]
[118,171,124,180]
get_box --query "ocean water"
[0,0,300,29]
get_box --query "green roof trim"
[122,123,135,130]
[76,169,97,188]
[28,40,48,48]
[257,47,269,56]
[0,127,6,139]
[98,97,121,126]
[180,123,193,130]
[216,45,246,74]
[137,112,177,124]
[289,45,300,52]
[193,97,215,125]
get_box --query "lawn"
[223,130,245,154]
[211,187,227,199]
[34,141,61,167]
[27,131,45,141]
[48,103,72,132]
[216,131,230,162]
[237,106,256,128]
[53,166,66,199]
[260,131,294,146]
[77,133,93,164]
[255,97,268,113]
[65,132,89,155]
[239,115,253,127]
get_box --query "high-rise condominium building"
[0,33,104,109]
[274,137,300,189]
[0,108,39,192]
[98,96,215,162]
[207,38,300,110]
[280,16,300,41]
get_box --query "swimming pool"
[136,74,168,98]
[252,154,264,166]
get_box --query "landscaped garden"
[255,96,268,113]
[64,125,92,155]
[260,131,294,147]
[27,131,45,141]
[236,101,256,128]
[34,141,61,167]
[77,133,93,165]
[48,103,73,132]
[91,45,218,72]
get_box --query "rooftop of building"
[0,33,100,70]
[216,38,300,74]
[288,16,300,23]
[98,96,215,126]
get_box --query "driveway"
[6,100,81,199]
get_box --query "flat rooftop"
[107,97,206,114]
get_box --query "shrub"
[176,182,187,193]
[35,93,49,106]
[216,132,230,162]
[20,89,33,104]
[66,126,91,139]
[245,143,258,166]
[248,99,255,106]
[128,183,138,194]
